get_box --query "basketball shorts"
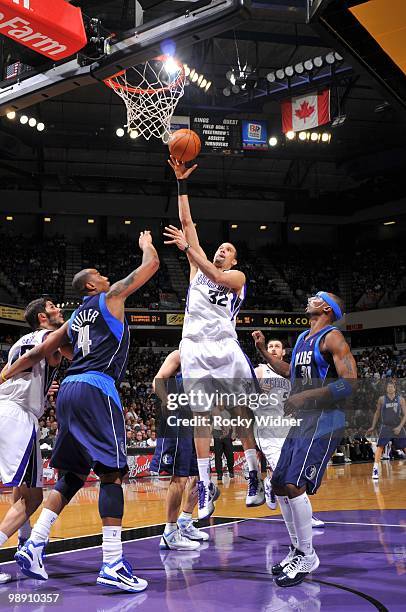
[272,409,344,495]
[150,436,198,477]
[51,377,128,475]
[179,337,259,413]
[0,400,42,488]
[377,425,406,450]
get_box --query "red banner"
[0,0,87,60]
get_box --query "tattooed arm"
[105,231,159,321]
[284,330,357,415]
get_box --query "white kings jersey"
[0,329,58,419]
[256,363,291,418]
[182,270,245,341]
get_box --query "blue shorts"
[272,409,344,495]
[377,425,406,450]
[51,376,127,475]
[150,415,198,477]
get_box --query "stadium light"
[129,129,139,139]
[285,65,294,77]
[298,131,307,141]
[28,117,37,127]
[231,224,238,229]
[124,220,132,225]
[223,87,231,96]
[20,115,28,124]
[383,221,396,226]
[293,226,301,231]
[204,81,212,92]
[304,59,313,71]
[36,122,45,132]
[6,216,13,221]
[87,218,95,224]
[310,132,320,142]
[269,136,278,147]
[314,56,323,68]
[260,225,267,230]
[200,78,207,88]
[276,68,285,80]
[44,217,51,222]
[286,131,295,140]
[266,72,275,83]
[321,132,331,142]
[191,72,199,83]
[6,111,16,120]
[183,64,190,77]
[294,63,304,74]
[116,127,125,137]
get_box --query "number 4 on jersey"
[78,325,92,356]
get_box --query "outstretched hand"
[163,225,189,251]
[167,155,197,180]
[252,330,266,350]
[139,230,153,250]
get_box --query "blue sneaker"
[17,536,29,551]
[96,557,148,592]
[14,539,47,580]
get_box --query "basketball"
[168,129,201,162]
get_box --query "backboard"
[0,0,250,115]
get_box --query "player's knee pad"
[55,472,84,503]
[98,483,124,519]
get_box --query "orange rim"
[103,55,185,95]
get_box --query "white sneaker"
[178,518,209,542]
[264,476,277,510]
[14,539,48,581]
[97,557,148,592]
[372,465,379,480]
[246,470,265,507]
[197,481,220,520]
[0,571,11,584]
[160,527,200,551]
[275,550,320,587]
[311,516,325,528]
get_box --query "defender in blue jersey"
[367,380,406,480]
[150,350,209,551]
[253,291,357,587]
[4,231,159,593]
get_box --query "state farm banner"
[281,90,330,133]
[0,0,87,60]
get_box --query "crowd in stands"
[0,232,405,311]
[0,234,66,306]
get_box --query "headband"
[316,291,343,321]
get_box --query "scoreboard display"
[191,115,242,154]
[126,311,309,330]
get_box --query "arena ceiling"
[0,0,405,217]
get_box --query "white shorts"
[179,337,258,413]
[0,401,43,488]
[254,423,286,471]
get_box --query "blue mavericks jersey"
[381,395,402,427]
[67,293,129,384]
[290,325,342,415]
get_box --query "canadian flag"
[281,90,330,133]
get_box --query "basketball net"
[103,55,185,142]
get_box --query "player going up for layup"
[164,158,264,519]
[253,292,357,587]
[2,231,159,593]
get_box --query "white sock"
[30,509,58,544]
[244,449,259,473]
[276,496,298,549]
[289,494,313,556]
[164,522,177,535]
[18,519,31,541]
[178,511,192,521]
[0,531,8,547]
[102,526,122,564]
[373,462,379,469]
[197,458,211,485]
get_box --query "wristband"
[184,243,191,253]
[328,379,352,401]
[1,370,8,382]
[177,179,188,196]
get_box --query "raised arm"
[152,350,181,405]
[106,230,159,319]
[168,157,206,277]
[163,225,245,293]
[252,330,291,378]
[366,397,383,435]
[1,323,70,382]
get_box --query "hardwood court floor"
[0,461,405,547]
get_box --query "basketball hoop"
[103,55,185,142]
